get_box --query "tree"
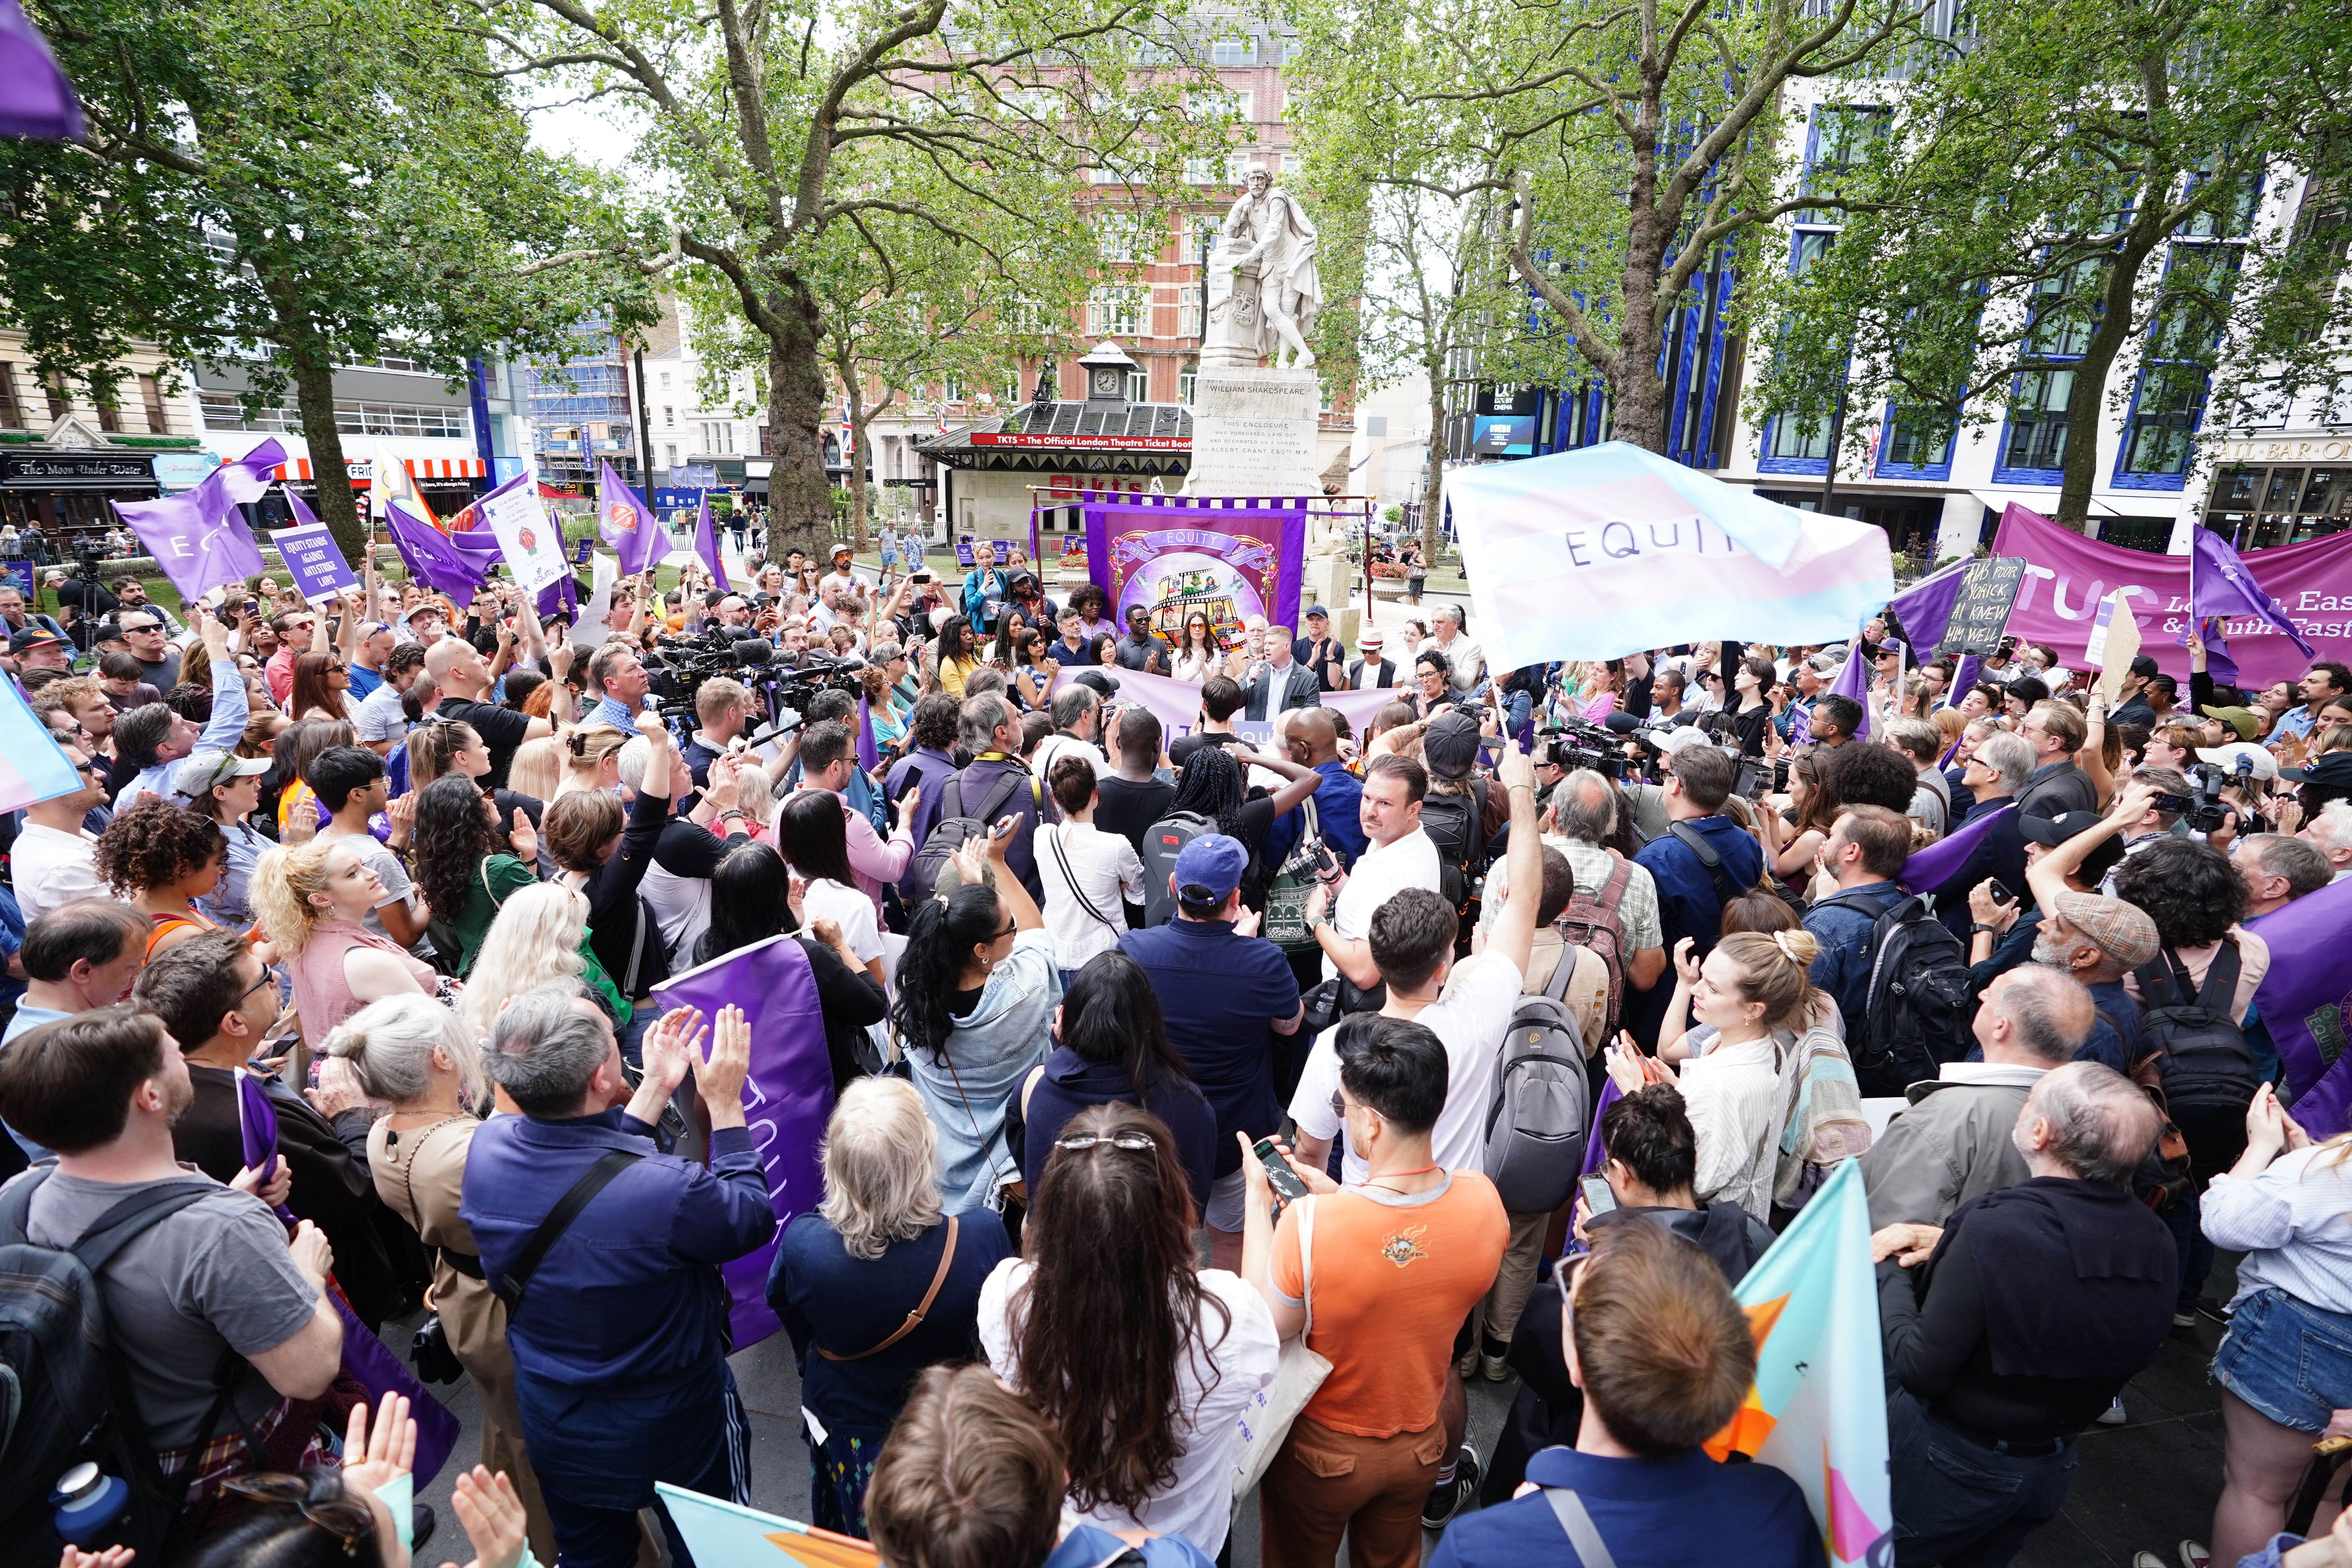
[1746,0,2352,532]
[0,0,652,559]
[1289,0,1928,456]
[470,0,1227,559]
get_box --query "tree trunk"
[762,278,836,562]
[845,381,871,553]
[2053,222,2167,534]
[287,353,364,562]
[1420,363,1448,567]
[1612,203,1671,454]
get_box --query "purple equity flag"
[0,0,82,140]
[386,499,496,600]
[2186,524,2316,689]
[2256,879,2352,1137]
[112,439,283,604]
[1826,640,1873,742]
[650,934,834,1348]
[1898,802,2016,896]
[855,695,880,773]
[692,494,730,591]
[1886,560,1969,653]
[597,458,672,576]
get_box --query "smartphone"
[1579,1173,1617,1217]
[1987,878,2016,906]
[1252,1137,1312,1209]
[911,570,933,584]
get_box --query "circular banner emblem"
[606,502,638,532]
[518,526,538,552]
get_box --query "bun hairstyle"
[564,726,630,769]
[1713,929,1822,1033]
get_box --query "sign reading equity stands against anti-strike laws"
[264,524,359,605]
[1936,557,2029,657]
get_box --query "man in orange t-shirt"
[1241,1013,1509,1568]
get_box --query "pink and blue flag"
[597,458,672,576]
[693,494,731,592]
[0,678,83,814]
[112,438,283,604]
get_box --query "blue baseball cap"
[1173,833,1248,902]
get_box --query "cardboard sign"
[2089,589,2143,707]
[1935,557,2027,657]
[480,480,569,595]
[264,524,359,605]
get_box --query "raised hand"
[699,1005,752,1126]
[339,1394,418,1501]
[506,807,538,863]
[443,1467,529,1568]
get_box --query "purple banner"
[387,500,496,601]
[1898,802,2016,896]
[598,458,672,576]
[1082,498,1308,643]
[650,933,834,1349]
[1989,503,2352,688]
[2257,879,2352,1136]
[112,438,283,604]
[266,523,359,604]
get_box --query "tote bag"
[1231,1195,1334,1501]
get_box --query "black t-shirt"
[438,698,533,791]
[1094,775,1177,860]
[1169,730,1245,769]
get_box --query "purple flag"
[2190,525,2317,661]
[238,1072,460,1482]
[385,500,495,600]
[0,0,80,140]
[1581,1076,1623,1178]
[597,459,671,576]
[1898,802,2016,895]
[2256,879,2352,1136]
[112,439,283,604]
[855,695,880,772]
[650,934,833,1349]
[1826,641,1873,742]
[284,486,321,528]
[1944,653,1981,713]
[692,494,730,592]
[1886,561,1969,653]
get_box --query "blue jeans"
[514,1361,749,1568]
[1887,1389,2077,1568]
[2213,1287,2352,1434]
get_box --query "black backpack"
[1811,885,1974,1098]
[0,1170,245,1565]
[903,768,1029,904]
[1418,779,1489,951]
[2136,943,2259,1170]
[1139,810,1215,926]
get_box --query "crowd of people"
[3,533,2351,1568]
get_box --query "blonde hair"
[734,761,777,828]
[506,735,562,803]
[461,882,590,1038]
[1715,929,1823,1033]
[249,839,339,958]
[817,1078,945,1261]
[322,993,485,1109]
[405,719,479,789]
[560,726,631,788]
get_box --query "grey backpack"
[1481,955,1591,1213]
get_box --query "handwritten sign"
[1936,556,2027,657]
[264,524,358,605]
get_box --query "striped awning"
[271,456,487,483]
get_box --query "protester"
[1,899,149,1050]
[94,798,228,957]
[769,1077,1013,1537]
[180,748,273,933]
[1092,704,1179,862]
[1306,752,1442,989]
[414,772,541,977]
[1800,804,1912,1041]
[14,744,116,920]
[252,838,438,1045]
[692,841,889,1091]
[1633,743,1764,1019]
[1034,757,1147,977]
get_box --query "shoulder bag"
[1230,1194,1334,1502]
[817,1217,962,1361]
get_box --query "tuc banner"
[1081,494,1309,646]
[1989,503,2352,687]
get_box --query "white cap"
[1655,726,1716,758]
[2194,741,2279,781]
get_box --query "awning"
[1967,486,2177,521]
[271,456,488,484]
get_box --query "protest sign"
[1935,557,2027,657]
[1081,495,1307,642]
[265,523,359,604]
[2086,588,2143,706]
[478,472,568,595]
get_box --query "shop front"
[0,428,176,548]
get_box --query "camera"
[2184,760,2253,835]
[1535,716,1621,779]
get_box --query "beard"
[163,1072,195,1126]
[2031,933,2078,972]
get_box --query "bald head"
[1553,768,1618,845]
[2016,1061,2161,1187]
[1288,706,1341,764]
[423,635,487,698]
[1975,966,2095,1066]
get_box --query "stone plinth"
[1185,367,1321,499]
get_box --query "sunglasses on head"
[1056,1131,1156,1153]
[220,1474,374,1557]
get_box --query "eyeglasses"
[221,1474,375,1557]
[1056,1131,1156,1153]
[991,918,1018,940]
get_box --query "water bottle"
[50,1463,129,1544]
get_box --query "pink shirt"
[265,645,299,706]
[840,792,915,916]
[291,918,435,1045]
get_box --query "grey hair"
[113,702,174,767]
[1432,603,1463,629]
[1805,651,1844,676]
[1975,730,2037,792]
[2312,802,2352,855]
[958,693,1013,753]
[869,639,902,664]
[816,1078,945,1261]
[1884,717,1942,766]
[2243,833,2334,901]
[321,993,485,1109]
[2023,1061,2161,1187]
[1989,965,2095,1063]
[1047,683,1098,731]
[482,981,613,1116]
[1554,769,1618,844]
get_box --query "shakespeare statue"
[1202,163,1321,370]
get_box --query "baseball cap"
[1873,640,1904,656]
[2129,654,2161,679]
[2048,891,2161,969]
[2020,809,2127,881]
[1173,833,1248,902]
[2196,740,2279,781]
[174,749,270,797]
[1654,725,1717,759]
[1071,668,1120,698]
[9,626,66,654]
[1422,710,1483,777]
[1305,604,1330,620]
[2199,704,2261,741]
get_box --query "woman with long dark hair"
[775,788,887,988]
[1016,952,1216,1208]
[691,840,886,1091]
[891,825,1056,1211]
[1170,611,1220,683]
[980,1102,1276,1556]
[932,617,984,698]
[289,650,351,724]
[1165,744,1315,903]
[415,772,540,977]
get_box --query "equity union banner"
[1447,442,1894,668]
[1080,493,1308,646]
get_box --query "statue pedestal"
[1185,367,1321,499]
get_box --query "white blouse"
[1674,1031,1787,1220]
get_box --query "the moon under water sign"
[1083,505,1309,637]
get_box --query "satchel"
[1231,1195,1334,1502]
[1260,798,1327,954]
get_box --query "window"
[1283,153,1301,176]
[1800,105,1887,222]
[1188,213,1221,254]
[43,373,69,422]
[659,372,671,390]
[1185,157,1225,185]
[96,391,120,434]
[1096,212,1151,263]
[1088,285,1147,336]
[700,421,735,454]
[1210,36,1253,63]
[1128,367,1151,401]
[2026,255,2107,356]
[138,374,167,434]
[1178,362,1198,403]
[1190,89,1251,124]
[1180,286,1204,338]
[2001,370,2075,471]
[665,443,679,467]
[2118,364,2204,478]
[345,352,431,374]
[338,402,469,439]
[1881,407,1955,469]
[1091,163,1128,185]
[0,365,22,429]
[1763,412,1833,462]
[2180,160,2261,240]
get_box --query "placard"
[573,535,594,564]
[264,523,359,605]
[2090,589,2142,707]
[480,479,568,595]
[1935,556,2027,657]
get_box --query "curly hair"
[1169,744,1247,837]
[94,800,225,896]
[411,773,505,929]
[2109,836,2247,950]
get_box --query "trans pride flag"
[1706,1157,1892,1568]
[0,677,82,815]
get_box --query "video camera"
[2183,755,2258,835]
[1535,716,1624,779]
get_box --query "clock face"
[1092,368,1123,396]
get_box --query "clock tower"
[1076,339,1139,405]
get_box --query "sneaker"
[412,1504,436,1553]
[2172,1309,2199,1330]
[2180,1544,2211,1568]
[1480,1349,1513,1383]
[1421,1443,1483,1530]
[2133,1555,2169,1568]
[2097,1394,2128,1426]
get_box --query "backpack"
[1418,778,1489,952]
[1811,885,1974,1098]
[1482,953,1592,1214]
[1555,853,1632,1041]
[2135,942,2258,1168]
[1139,811,1215,927]
[0,1171,242,1565]
[903,768,1027,904]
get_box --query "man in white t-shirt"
[1307,752,1443,985]
[1287,737,1543,1522]
[13,743,111,920]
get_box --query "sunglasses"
[220,1474,375,1557]
[1055,1131,1156,1153]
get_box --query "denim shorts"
[2213,1287,2352,1433]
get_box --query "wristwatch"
[1970,922,1999,934]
